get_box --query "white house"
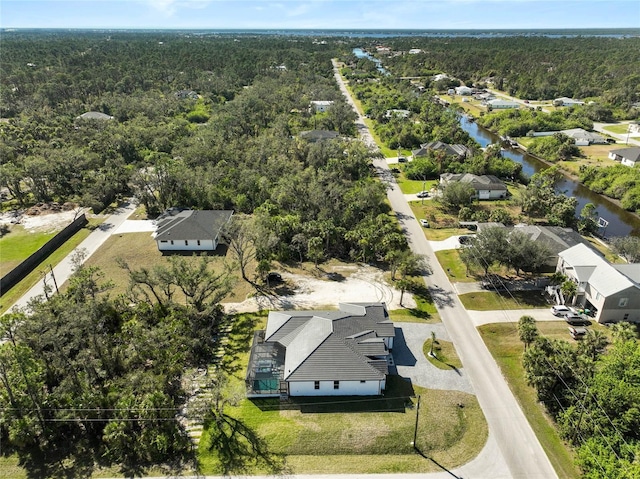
[412,141,472,161]
[153,209,233,252]
[608,147,640,167]
[553,97,585,107]
[440,173,508,200]
[485,99,520,110]
[245,303,395,398]
[557,243,640,324]
[310,100,334,113]
[455,86,473,96]
[76,111,114,121]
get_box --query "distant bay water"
[3,28,639,38]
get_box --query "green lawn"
[478,322,584,479]
[0,225,57,276]
[423,338,463,370]
[390,281,441,323]
[434,249,478,283]
[459,290,550,310]
[395,177,439,194]
[602,124,632,135]
[199,375,487,474]
[0,218,104,314]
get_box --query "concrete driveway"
[393,322,473,394]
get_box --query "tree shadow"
[203,412,289,476]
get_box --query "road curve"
[333,59,558,479]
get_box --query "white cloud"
[145,0,212,17]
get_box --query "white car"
[420,219,429,227]
[551,305,571,316]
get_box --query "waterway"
[352,48,389,75]
[459,116,640,238]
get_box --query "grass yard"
[409,201,460,231]
[390,281,441,323]
[459,290,549,310]
[395,176,439,194]
[0,218,103,314]
[434,249,478,283]
[82,232,254,303]
[478,321,593,479]
[199,375,487,474]
[602,123,632,135]
[423,338,463,370]
[0,225,58,276]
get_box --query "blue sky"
[2,0,639,30]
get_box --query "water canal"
[459,116,640,238]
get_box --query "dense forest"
[376,36,640,117]
[1,31,639,476]
[520,318,640,479]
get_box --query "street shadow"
[429,284,455,308]
[392,327,417,366]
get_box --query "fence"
[0,213,88,296]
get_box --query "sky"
[1,0,639,30]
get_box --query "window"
[197,240,201,246]
[360,380,366,384]
[314,381,320,390]
[170,240,174,245]
[160,240,168,243]
[185,240,189,246]
[333,381,339,390]
[624,314,629,320]
[619,298,629,307]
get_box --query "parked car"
[565,313,590,326]
[551,305,571,317]
[458,235,474,244]
[266,272,282,283]
[569,326,588,340]
[398,156,407,163]
[420,219,429,227]
[416,191,430,198]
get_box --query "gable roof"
[154,209,233,242]
[77,111,114,120]
[264,302,394,382]
[440,173,507,191]
[299,130,339,141]
[611,147,640,164]
[558,243,639,297]
[412,141,471,158]
[512,225,593,257]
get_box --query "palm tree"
[560,280,577,305]
[517,315,538,350]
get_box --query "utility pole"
[412,394,421,449]
[49,264,59,294]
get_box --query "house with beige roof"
[245,303,394,398]
[557,243,640,323]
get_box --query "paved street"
[8,200,137,312]
[333,59,558,479]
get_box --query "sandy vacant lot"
[224,265,416,313]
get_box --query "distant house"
[76,111,114,121]
[529,128,606,146]
[385,109,411,119]
[408,48,422,54]
[299,130,339,142]
[245,303,395,398]
[153,209,233,252]
[511,225,595,268]
[433,73,449,82]
[440,173,507,200]
[553,97,585,107]
[608,147,640,167]
[310,101,334,113]
[412,141,472,160]
[455,86,473,96]
[485,99,520,110]
[557,243,640,323]
[175,90,199,100]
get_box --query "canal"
[460,116,640,238]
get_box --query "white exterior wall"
[157,238,216,251]
[622,159,637,167]
[288,380,383,397]
[477,189,506,200]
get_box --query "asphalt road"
[333,60,558,479]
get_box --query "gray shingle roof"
[77,111,114,120]
[559,244,639,297]
[264,302,394,382]
[412,141,470,158]
[611,147,640,164]
[441,173,507,191]
[154,210,233,242]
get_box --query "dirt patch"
[223,264,416,313]
[0,204,85,234]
